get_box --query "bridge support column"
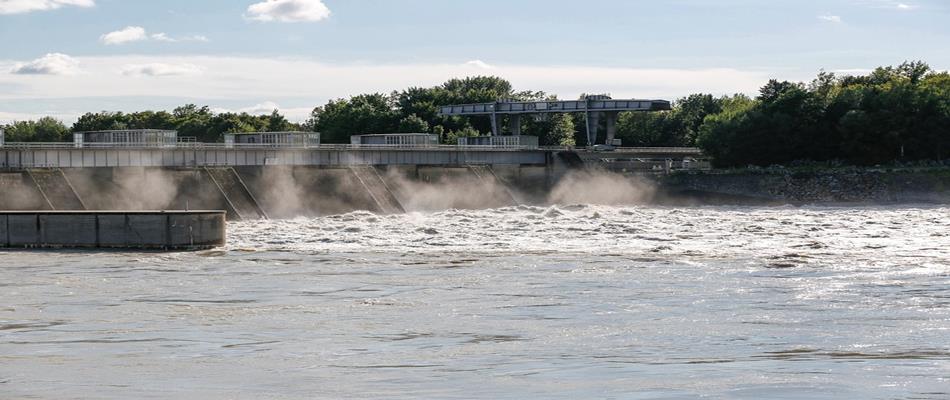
[509,115,521,136]
[605,112,619,146]
[490,113,503,136]
[585,112,602,147]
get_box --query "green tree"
[72,111,129,132]
[444,126,480,144]
[397,114,430,133]
[172,104,214,142]
[4,117,70,142]
[267,109,290,132]
[695,96,757,167]
[548,113,576,146]
[696,61,950,166]
[614,94,729,148]
[312,93,399,143]
[126,111,176,130]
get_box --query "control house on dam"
[0,96,708,220]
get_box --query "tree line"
[1,105,299,144]
[2,62,948,167]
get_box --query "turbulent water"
[2,205,949,399]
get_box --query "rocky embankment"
[659,168,950,204]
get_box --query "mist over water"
[2,204,949,399]
[548,170,656,205]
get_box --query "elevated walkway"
[26,168,86,210]
[203,167,268,221]
[349,166,405,214]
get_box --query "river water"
[2,205,949,399]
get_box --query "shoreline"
[658,166,950,205]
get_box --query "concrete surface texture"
[0,211,225,250]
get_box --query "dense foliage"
[1,117,71,142]
[3,62,948,166]
[695,62,950,167]
[1,106,300,143]
[67,106,299,143]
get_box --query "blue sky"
[1,0,947,123]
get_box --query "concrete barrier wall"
[0,211,225,250]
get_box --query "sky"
[0,0,948,123]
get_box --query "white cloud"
[818,15,842,23]
[150,33,210,43]
[150,33,174,42]
[245,0,330,22]
[860,0,920,10]
[9,53,81,75]
[0,110,80,124]
[120,63,204,77]
[211,101,312,120]
[832,68,873,75]
[240,101,281,114]
[3,56,818,123]
[0,0,93,15]
[0,55,777,105]
[100,26,147,45]
[465,60,495,70]
[101,26,209,45]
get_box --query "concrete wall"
[1,164,566,218]
[236,166,380,218]
[1,147,547,168]
[0,211,225,250]
[59,167,233,214]
[0,171,49,210]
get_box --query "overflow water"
[2,204,949,399]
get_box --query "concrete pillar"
[605,112,619,146]
[584,112,591,147]
[490,114,503,136]
[586,112,601,147]
[509,114,522,136]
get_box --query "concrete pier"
[0,211,225,250]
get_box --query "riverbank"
[659,166,950,204]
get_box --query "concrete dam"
[0,143,704,220]
[1,161,563,220]
[0,98,707,221]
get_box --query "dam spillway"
[0,144,706,220]
[0,165,553,220]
